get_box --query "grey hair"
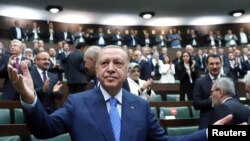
[99,45,130,63]
[213,77,235,97]
[11,39,23,49]
[84,46,102,60]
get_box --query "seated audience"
[127,62,155,100]
[158,55,175,83]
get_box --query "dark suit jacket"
[57,32,73,44]
[241,60,250,76]
[44,29,57,43]
[193,75,214,129]
[126,35,139,47]
[139,37,154,47]
[211,98,250,125]
[111,34,124,46]
[186,34,199,47]
[0,54,26,100]
[23,88,206,141]
[30,68,62,114]
[62,50,88,84]
[92,33,109,46]
[138,59,151,81]
[10,26,26,40]
[177,62,197,100]
[26,28,42,42]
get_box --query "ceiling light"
[229,10,245,17]
[139,12,155,19]
[46,5,63,14]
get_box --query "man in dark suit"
[210,77,250,124]
[44,22,57,44]
[84,45,130,91]
[57,25,73,44]
[125,30,139,48]
[92,27,109,47]
[26,21,42,42]
[8,46,232,141]
[193,54,222,129]
[30,51,63,114]
[0,39,27,100]
[111,28,124,46]
[10,20,26,41]
[62,42,88,94]
[133,50,151,81]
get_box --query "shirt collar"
[15,54,22,60]
[222,97,233,103]
[209,73,221,80]
[37,67,46,74]
[100,85,122,104]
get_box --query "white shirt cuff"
[20,93,38,109]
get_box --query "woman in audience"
[158,55,175,83]
[177,52,198,101]
[127,62,155,100]
[24,48,35,67]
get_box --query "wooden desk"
[150,101,193,107]
[0,124,30,140]
[160,118,199,127]
[151,82,180,94]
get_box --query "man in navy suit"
[210,77,250,124]
[10,20,26,41]
[8,46,232,141]
[30,51,63,114]
[0,39,27,100]
[193,54,223,129]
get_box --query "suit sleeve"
[193,79,212,110]
[23,95,74,139]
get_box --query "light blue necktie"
[109,97,121,141]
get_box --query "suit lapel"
[85,88,114,141]
[33,68,44,84]
[120,90,137,141]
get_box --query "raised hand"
[8,61,35,103]
[213,114,233,125]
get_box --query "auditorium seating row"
[0,100,200,140]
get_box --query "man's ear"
[219,89,224,98]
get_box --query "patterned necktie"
[15,58,20,69]
[109,97,121,141]
[42,71,47,82]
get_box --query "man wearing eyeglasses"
[210,77,250,124]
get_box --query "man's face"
[211,85,222,107]
[48,48,56,57]
[9,41,22,56]
[84,56,96,77]
[133,51,141,62]
[207,57,221,76]
[96,48,128,93]
[35,52,50,70]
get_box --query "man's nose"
[107,62,115,72]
